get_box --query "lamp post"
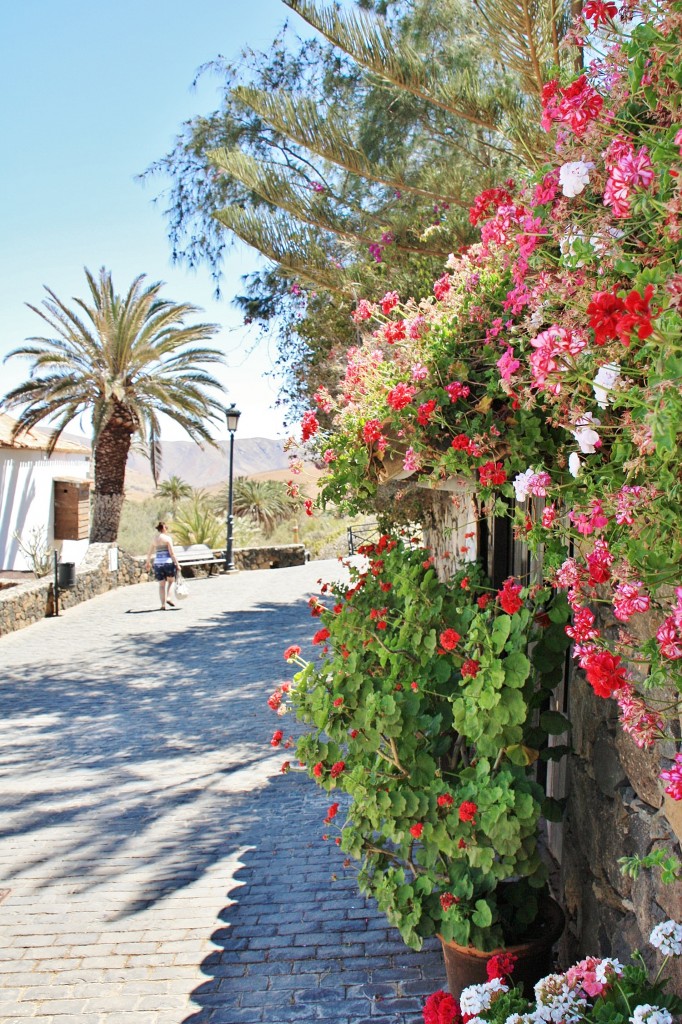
[224,404,241,572]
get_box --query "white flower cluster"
[649,919,682,956]
[592,363,621,409]
[460,978,509,1016]
[513,467,535,503]
[594,957,623,983]
[533,974,586,1024]
[630,1004,673,1024]
[559,160,594,197]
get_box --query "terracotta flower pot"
[439,897,565,999]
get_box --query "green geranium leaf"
[471,899,493,928]
[540,711,571,735]
[542,797,566,822]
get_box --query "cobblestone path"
[0,563,443,1023]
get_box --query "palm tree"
[1,268,226,543]
[156,475,193,513]
[215,477,295,537]
[171,491,224,547]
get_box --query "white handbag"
[175,577,189,600]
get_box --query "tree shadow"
[1,594,319,918]
[180,771,445,1024]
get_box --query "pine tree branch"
[210,148,454,258]
[234,86,478,205]
[284,0,502,130]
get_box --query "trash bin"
[58,562,76,589]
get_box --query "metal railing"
[347,521,380,556]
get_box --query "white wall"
[0,450,91,572]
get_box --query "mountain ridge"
[124,436,313,499]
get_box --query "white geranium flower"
[460,979,509,1016]
[568,452,582,478]
[631,1005,673,1024]
[571,412,601,454]
[559,229,586,266]
[594,957,624,982]
[590,226,625,255]
[593,363,621,408]
[559,160,594,197]
[534,976,586,1024]
[513,468,535,502]
[649,919,682,956]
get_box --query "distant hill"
[124,437,311,500]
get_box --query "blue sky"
[0,0,307,440]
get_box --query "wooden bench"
[174,544,222,576]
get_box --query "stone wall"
[233,544,307,571]
[562,666,681,987]
[0,544,145,636]
[0,543,308,636]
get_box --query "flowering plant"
[423,920,682,1024]
[274,535,570,950]
[300,0,682,795]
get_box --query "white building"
[0,414,91,572]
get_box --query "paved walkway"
[0,563,442,1023]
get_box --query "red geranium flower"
[381,290,400,315]
[439,892,459,911]
[487,952,518,981]
[313,762,324,777]
[479,461,507,486]
[498,578,523,615]
[387,382,417,410]
[301,410,320,442]
[587,289,626,345]
[409,822,424,838]
[418,399,438,425]
[461,659,481,679]
[584,649,627,698]
[433,273,452,300]
[270,730,284,747]
[324,802,340,823]
[384,319,407,344]
[362,419,384,444]
[312,628,331,645]
[330,760,346,778]
[283,645,301,661]
[437,793,454,808]
[439,628,461,651]
[267,690,283,711]
[458,801,478,823]
[584,0,618,25]
[424,989,462,1024]
[616,285,655,346]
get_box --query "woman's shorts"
[153,559,177,581]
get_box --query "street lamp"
[224,404,241,572]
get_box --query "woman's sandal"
[167,600,176,608]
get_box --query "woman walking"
[145,521,181,610]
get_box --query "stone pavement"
[0,562,443,1023]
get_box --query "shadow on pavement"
[181,771,444,1024]
[0,596,318,917]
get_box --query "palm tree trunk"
[89,404,136,543]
